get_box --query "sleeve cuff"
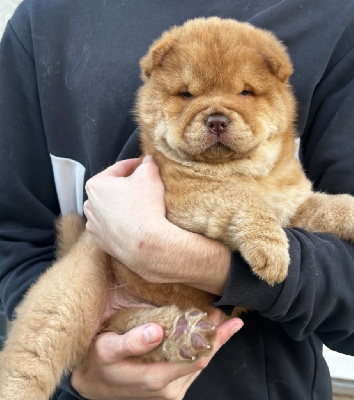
[212,250,283,313]
[60,374,89,400]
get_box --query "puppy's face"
[137,18,295,164]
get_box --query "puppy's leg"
[102,306,216,362]
[194,189,289,285]
[228,212,290,285]
[291,192,354,242]
[0,232,110,400]
[55,213,86,257]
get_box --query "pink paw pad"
[196,320,213,330]
[174,317,188,340]
[173,310,215,361]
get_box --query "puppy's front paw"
[241,229,289,284]
[163,309,216,362]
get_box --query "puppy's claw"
[180,345,194,359]
[191,333,209,350]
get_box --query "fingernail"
[142,154,153,164]
[143,324,161,344]
[230,321,244,336]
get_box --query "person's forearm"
[84,157,232,297]
[140,219,232,296]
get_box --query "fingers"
[74,317,244,399]
[213,317,244,349]
[146,317,244,384]
[104,157,141,177]
[84,155,161,202]
[176,318,244,375]
[83,200,91,219]
[142,154,154,164]
[83,156,146,218]
[94,324,164,364]
[134,154,162,183]
[101,155,158,179]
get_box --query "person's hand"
[71,311,243,400]
[84,156,166,273]
[84,156,231,295]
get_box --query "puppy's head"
[136,17,295,165]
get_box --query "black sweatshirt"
[0,1,353,399]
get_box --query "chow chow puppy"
[1,17,354,400]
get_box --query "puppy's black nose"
[205,114,230,135]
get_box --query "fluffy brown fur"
[1,17,354,400]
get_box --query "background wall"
[0,0,353,397]
[0,0,21,37]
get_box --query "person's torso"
[14,0,350,398]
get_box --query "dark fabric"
[0,0,353,399]
[57,375,87,400]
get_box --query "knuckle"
[85,176,100,194]
[85,178,93,192]
[83,200,89,213]
[123,334,140,355]
[85,221,92,233]
[94,334,113,363]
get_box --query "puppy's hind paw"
[164,309,216,362]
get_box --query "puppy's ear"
[140,34,175,81]
[263,52,294,82]
[260,35,294,82]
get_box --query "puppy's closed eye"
[180,91,195,99]
[239,89,253,96]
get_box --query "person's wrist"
[126,215,172,282]
[139,217,232,295]
[182,234,231,295]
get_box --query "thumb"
[95,323,164,364]
[142,154,154,164]
[104,158,141,178]
[212,318,244,352]
[132,154,165,198]
[136,154,161,179]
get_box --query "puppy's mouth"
[206,133,233,149]
[203,123,243,151]
[181,109,258,159]
[201,135,236,160]
[203,113,234,149]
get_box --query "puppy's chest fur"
[160,156,312,243]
